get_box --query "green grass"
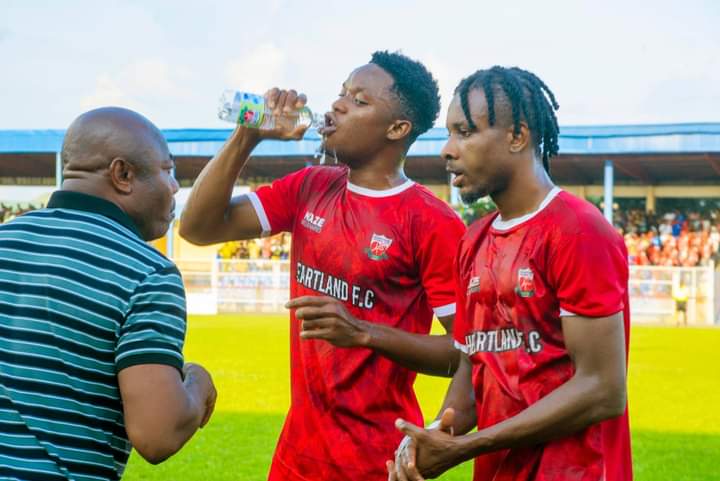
[122,316,720,481]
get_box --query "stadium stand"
[2,123,720,324]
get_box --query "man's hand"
[182,362,217,427]
[387,408,461,480]
[286,296,371,348]
[256,87,310,140]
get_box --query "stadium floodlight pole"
[603,159,614,223]
[55,151,62,189]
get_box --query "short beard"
[460,188,487,205]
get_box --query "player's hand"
[286,296,371,348]
[390,408,460,480]
[182,362,217,428]
[256,87,309,141]
[391,408,455,480]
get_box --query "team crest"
[515,268,535,298]
[365,233,393,261]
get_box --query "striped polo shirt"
[0,191,187,481]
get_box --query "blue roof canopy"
[0,123,719,156]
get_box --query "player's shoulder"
[278,165,347,188]
[546,190,622,242]
[457,212,498,267]
[462,212,497,244]
[407,183,465,224]
[302,165,348,183]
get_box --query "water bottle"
[218,90,322,130]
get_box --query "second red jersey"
[453,188,632,481]
[251,166,466,480]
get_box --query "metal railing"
[177,258,291,314]
[628,264,716,325]
[177,258,719,325]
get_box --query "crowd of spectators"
[216,233,291,261]
[215,207,720,268]
[615,209,720,267]
[0,203,43,223]
[4,200,719,268]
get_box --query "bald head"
[62,107,167,178]
[60,107,178,241]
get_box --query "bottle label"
[234,92,265,128]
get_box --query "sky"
[0,0,718,130]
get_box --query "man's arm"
[389,352,477,481]
[434,352,477,433]
[179,128,263,244]
[119,363,216,464]
[394,312,627,479]
[287,296,460,377]
[179,89,308,245]
[363,312,460,377]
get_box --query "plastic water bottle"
[218,90,322,130]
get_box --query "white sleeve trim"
[453,340,468,353]
[560,308,623,318]
[433,302,456,317]
[247,192,272,238]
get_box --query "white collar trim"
[346,179,415,198]
[492,187,562,231]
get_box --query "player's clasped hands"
[388,408,458,481]
[286,296,372,348]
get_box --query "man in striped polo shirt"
[0,107,217,481]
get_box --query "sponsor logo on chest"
[365,233,393,261]
[301,211,326,233]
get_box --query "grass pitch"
[122,315,720,481]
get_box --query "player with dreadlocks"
[181,51,466,480]
[389,66,632,481]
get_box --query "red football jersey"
[250,166,466,480]
[453,188,632,481]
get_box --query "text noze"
[301,211,325,233]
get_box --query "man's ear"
[108,157,135,194]
[508,121,531,153]
[386,119,412,142]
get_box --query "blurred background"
[1,1,719,479]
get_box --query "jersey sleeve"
[248,167,311,236]
[115,266,187,373]
[548,222,628,318]
[415,211,466,318]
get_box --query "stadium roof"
[2,123,720,186]
[0,123,719,156]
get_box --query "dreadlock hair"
[370,50,441,146]
[455,66,560,173]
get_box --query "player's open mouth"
[318,113,337,136]
[450,171,465,187]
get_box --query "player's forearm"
[180,128,260,244]
[363,324,460,377]
[436,354,477,434]
[451,371,627,463]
